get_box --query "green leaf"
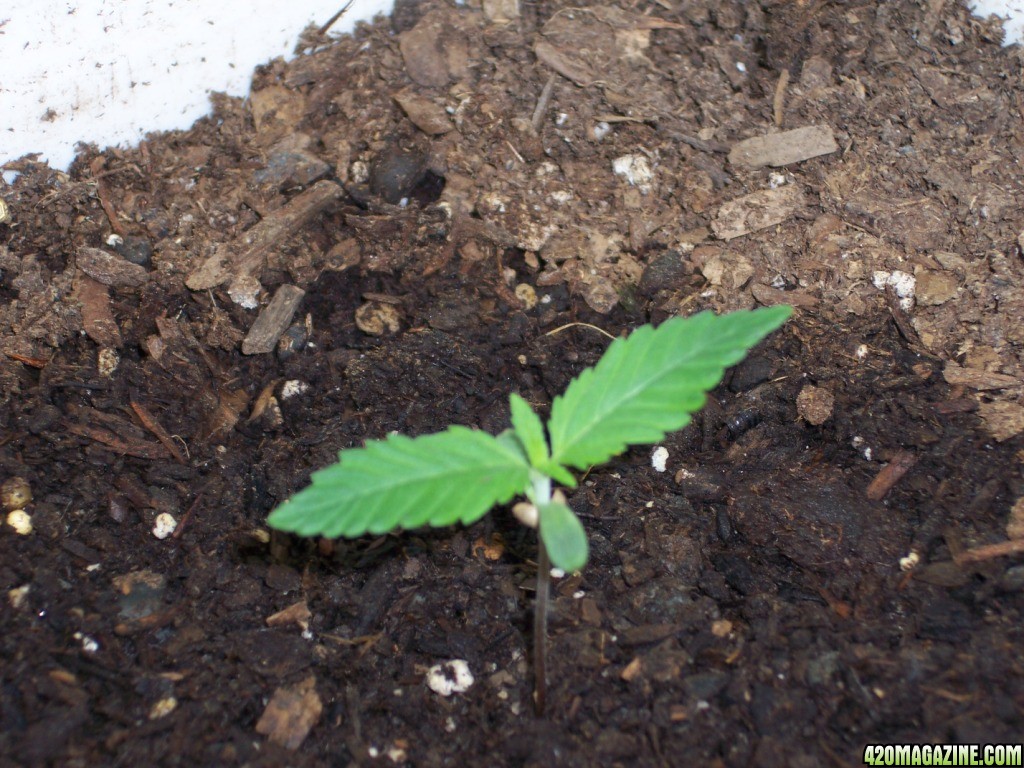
[538,500,589,572]
[535,460,578,489]
[494,428,528,461]
[548,306,792,470]
[509,393,548,467]
[268,426,531,538]
[509,393,578,488]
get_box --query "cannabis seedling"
[269,306,792,711]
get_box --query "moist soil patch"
[2,1,1023,765]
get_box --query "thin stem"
[534,539,550,717]
[528,473,553,717]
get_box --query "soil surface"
[2,1,1024,765]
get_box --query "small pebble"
[355,301,401,335]
[149,697,178,720]
[711,619,733,638]
[97,348,120,378]
[8,584,30,609]
[515,283,537,309]
[1,477,32,511]
[113,235,154,268]
[369,147,427,205]
[796,384,835,425]
[386,745,408,763]
[999,565,1024,592]
[276,323,309,361]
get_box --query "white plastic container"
[1,0,394,172]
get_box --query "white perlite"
[872,270,916,311]
[899,551,921,572]
[152,513,178,539]
[280,380,310,400]
[612,154,653,190]
[651,446,669,472]
[7,510,33,535]
[426,660,475,697]
[74,632,99,654]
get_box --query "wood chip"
[186,180,344,293]
[201,387,250,440]
[750,283,818,308]
[130,399,186,464]
[399,14,452,87]
[266,600,312,629]
[620,656,643,681]
[1007,497,1024,541]
[77,247,149,288]
[865,450,917,501]
[932,397,978,415]
[912,560,970,588]
[74,274,123,348]
[772,68,790,127]
[533,41,596,86]
[915,269,959,305]
[255,676,322,751]
[64,409,171,460]
[977,401,1024,442]
[942,362,1022,391]
[616,623,679,646]
[242,284,306,355]
[4,352,49,368]
[712,185,806,241]
[916,67,954,109]
[483,0,519,23]
[393,90,453,135]
[700,250,754,289]
[955,538,1024,566]
[249,85,307,145]
[728,125,839,168]
[247,380,282,424]
[148,314,209,384]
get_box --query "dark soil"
[2,1,1023,765]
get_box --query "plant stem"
[534,539,550,716]
[528,473,552,716]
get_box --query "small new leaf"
[509,393,548,467]
[509,393,577,487]
[268,426,531,538]
[535,459,577,489]
[538,500,588,573]
[548,307,791,470]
